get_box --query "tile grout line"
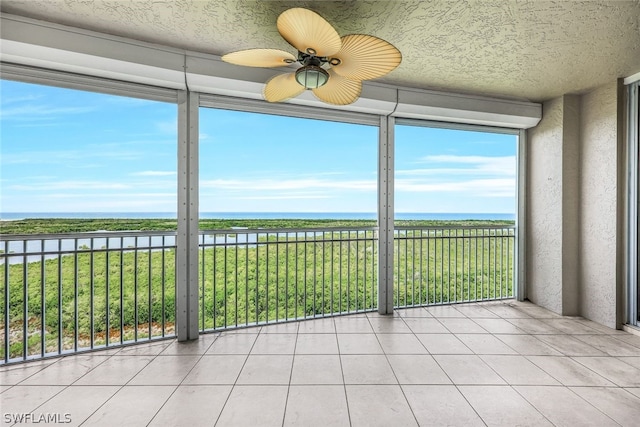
[421,310,490,427]
[76,339,183,426]
[14,352,115,427]
[72,340,181,426]
[144,333,221,426]
[365,313,422,426]
[568,355,640,388]
[212,331,260,427]
[280,320,301,427]
[510,382,622,427]
[336,316,354,427]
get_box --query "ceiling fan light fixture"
[222,7,402,105]
[295,65,329,89]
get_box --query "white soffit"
[0,13,541,129]
[0,15,186,89]
[1,39,186,90]
[395,89,542,129]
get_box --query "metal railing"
[0,231,176,364]
[1,224,515,364]
[198,227,378,331]
[394,226,515,307]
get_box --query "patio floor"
[2,300,640,426]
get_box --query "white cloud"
[0,94,43,105]
[394,155,516,199]
[42,192,175,199]
[406,155,516,177]
[131,171,177,177]
[397,167,505,176]
[8,180,131,191]
[155,119,177,135]
[396,178,515,197]
[1,148,145,165]
[103,97,156,107]
[233,194,330,200]
[0,104,97,119]
[200,178,376,192]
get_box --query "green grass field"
[0,219,514,361]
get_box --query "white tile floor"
[2,300,640,426]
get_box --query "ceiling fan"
[221,7,402,106]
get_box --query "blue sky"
[1,80,516,214]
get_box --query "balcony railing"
[198,227,378,332]
[395,226,515,307]
[1,231,177,365]
[1,224,514,365]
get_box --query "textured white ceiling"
[2,0,639,102]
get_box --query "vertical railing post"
[378,115,395,314]
[177,90,199,341]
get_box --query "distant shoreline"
[0,211,516,221]
[0,217,515,235]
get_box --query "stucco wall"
[527,97,564,313]
[579,82,620,328]
[527,82,622,328]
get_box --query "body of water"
[0,212,515,221]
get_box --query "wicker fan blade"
[331,34,402,80]
[277,8,342,57]
[221,49,297,67]
[312,69,362,106]
[264,72,305,102]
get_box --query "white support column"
[176,90,199,340]
[378,115,395,314]
[516,129,527,301]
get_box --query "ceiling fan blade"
[331,34,402,80]
[312,69,362,105]
[221,49,297,67]
[277,8,342,57]
[264,72,305,102]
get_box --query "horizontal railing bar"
[202,307,379,332]
[199,226,379,234]
[395,229,515,233]
[0,230,178,241]
[198,238,376,248]
[394,296,515,309]
[1,336,176,367]
[0,245,176,257]
[395,225,515,231]
[395,236,514,241]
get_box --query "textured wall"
[2,0,640,102]
[528,85,621,327]
[527,97,564,313]
[579,82,620,328]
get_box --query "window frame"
[0,64,529,333]
[626,81,639,327]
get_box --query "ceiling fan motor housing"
[295,51,330,89]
